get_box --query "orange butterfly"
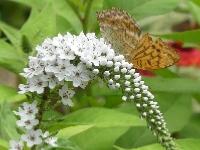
[96,8,179,70]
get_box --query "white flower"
[106,61,113,67]
[18,84,30,94]
[55,59,73,81]
[121,68,127,74]
[134,73,140,78]
[134,88,140,93]
[103,71,110,76]
[134,82,140,87]
[28,76,48,94]
[36,40,57,61]
[115,83,120,88]
[125,88,131,92]
[136,103,141,107]
[130,95,135,100]
[114,75,120,80]
[59,85,75,106]
[41,73,60,89]
[142,112,147,117]
[21,129,42,147]
[79,81,88,89]
[45,59,59,73]
[42,131,50,138]
[114,66,120,72]
[124,81,130,86]
[67,63,90,87]
[133,77,141,83]
[9,140,23,150]
[20,57,45,78]
[83,52,100,66]
[125,75,131,80]
[16,118,39,130]
[129,69,135,75]
[121,61,130,68]
[143,97,148,101]
[45,136,58,147]
[143,104,147,107]
[92,69,99,74]
[114,55,124,62]
[108,79,114,84]
[122,96,127,101]
[99,57,107,66]
[136,94,142,98]
[115,62,121,67]
[42,131,58,147]
[57,44,76,60]
[14,102,38,119]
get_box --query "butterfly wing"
[97,8,141,56]
[97,8,179,70]
[131,33,180,70]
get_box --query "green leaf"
[85,0,103,32]
[21,34,33,53]
[0,146,7,150]
[179,114,200,138]
[103,0,150,10]
[52,0,82,33]
[0,103,19,140]
[0,21,22,49]
[115,139,200,150]
[0,39,25,73]
[0,139,8,150]
[188,1,200,24]
[144,77,200,93]
[69,127,128,150]
[156,93,192,132]
[153,69,178,78]
[103,0,179,20]
[130,0,179,20]
[42,138,81,150]
[159,29,200,45]
[0,84,26,103]
[192,0,200,6]
[56,15,75,33]
[0,84,17,101]
[53,108,145,150]
[58,125,94,139]
[49,107,144,131]
[52,138,81,150]
[20,3,57,48]
[9,0,46,9]
[115,127,156,149]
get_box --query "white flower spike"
[16,32,175,150]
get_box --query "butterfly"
[96,7,179,70]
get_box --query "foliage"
[0,0,200,149]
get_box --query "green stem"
[82,0,94,33]
[31,88,49,150]
[38,88,49,124]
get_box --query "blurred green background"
[1,0,200,150]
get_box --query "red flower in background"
[138,70,155,77]
[170,42,200,67]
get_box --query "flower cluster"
[16,32,175,150]
[9,102,57,150]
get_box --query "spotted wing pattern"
[97,8,179,70]
[131,33,179,70]
[96,7,141,56]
